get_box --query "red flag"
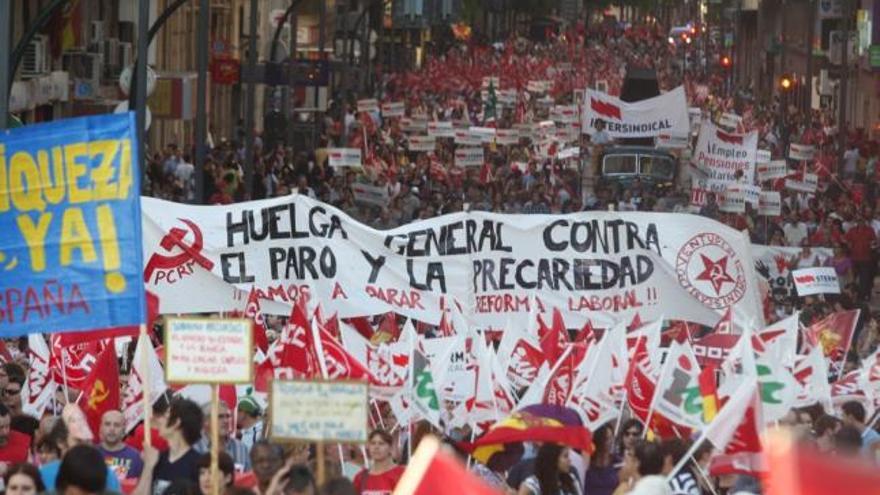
[396,436,501,495]
[574,319,596,344]
[372,312,400,344]
[712,308,734,335]
[803,310,859,367]
[243,287,270,353]
[708,388,764,476]
[55,291,160,346]
[627,313,644,332]
[625,335,655,423]
[539,308,567,366]
[764,430,880,495]
[314,324,374,381]
[479,161,494,185]
[76,344,120,439]
[346,316,375,341]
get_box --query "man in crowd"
[250,441,284,495]
[194,400,251,470]
[0,403,30,468]
[97,410,144,480]
[56,445,110,495]
[844,215,877,301]
[840,400,880,456]
[237,396,264,450]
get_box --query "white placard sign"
[495,129,520,145]
[400,118,427,133]
[758,191,782,216]
[381,101,405,118]
[789,143,816,161]
[454,130,482,146]
[407,135,436,152]
[270,380,369,443]
[718,112,742,129]
[165,318,252,384]
[792,267,841,296]
[427,121,455,138]
[327,148,362,168]
[351,183,389,206]
[756,149,771,164]
[757,160,789,182]
[469,126,497,143]
[455,147,484,167]
[356,99,379,113]
[785,173,818,193]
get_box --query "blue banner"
[0,113,145,336]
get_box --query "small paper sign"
[757,160,789,181]
[785,173,818,193]
[793,267,841,296]
[400,118,427,134]
[381,101,405,118]
[356,99,379,113]
[427,121,455,138]
[756,149,772,164]
[327,148,362,168]
[495,129,520,146]
[758,191,782,216]
[165,318,253,384]
[454,130,482,146]
[270,380,369,443]
[789,143,815,161]
[407,135,436,152]
[351,183,389,207]
[455,147,484,167]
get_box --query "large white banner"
[581,86,689,138]
[692,120,758,184]
[142,196,766,328]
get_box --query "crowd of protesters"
[1,14,876,495]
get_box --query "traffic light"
[720,55,732,69]
[779,74,795,91]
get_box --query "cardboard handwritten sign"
[270,380,368,443]
[164,318,253,384]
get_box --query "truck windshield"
[603,154,638,175]
[639,155,675,179]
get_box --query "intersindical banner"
[581,86,690,138]
[142,196,766,328]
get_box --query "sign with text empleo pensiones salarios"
[269,379,369,443]
[164,317,253,384]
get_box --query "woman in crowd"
[352,430,404,495]
[583,424,619,495]
[197,452,236,495]
[4,463,45,495]
[518,444,580,495]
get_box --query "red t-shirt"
[124,424,169,452]
[845,225,876,261]
[0,431,31,463]
[353,465,405,495]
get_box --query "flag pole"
[688,456,720,495]
[60,349,71,403]
[141,323,152,448]
[210,383,220,495]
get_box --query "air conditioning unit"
[62,52,103,84]
[103,38,120,71]
[91,21,105,43]
[21,35,50,78]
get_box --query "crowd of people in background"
[2,15,876,495]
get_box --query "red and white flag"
[123,332,168,432]
[23,334,57,418]
[243,286,270,353]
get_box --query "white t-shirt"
[783,222,808,246]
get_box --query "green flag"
[412,347,441,426]
[483,81,497,124]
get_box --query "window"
[639,155,675,179]
[603,154,638,175]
